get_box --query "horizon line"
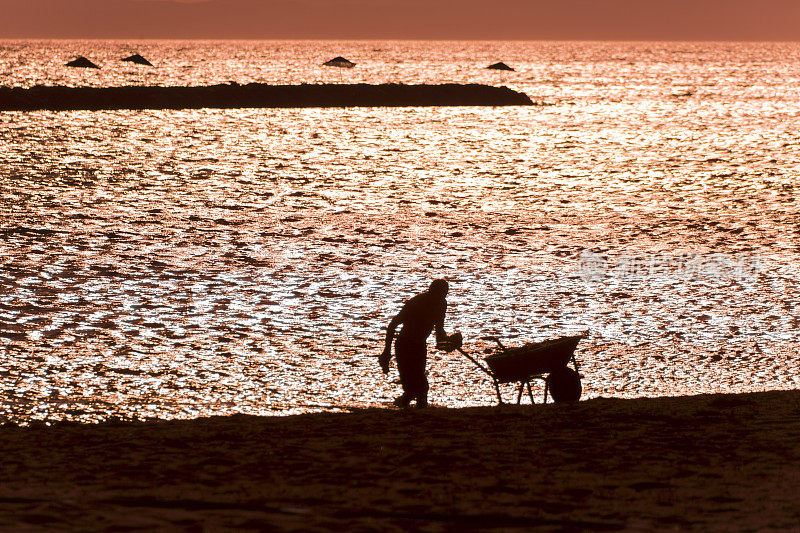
[3,37,800,43]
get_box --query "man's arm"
[382,314,401,355]
[379,309,404,373]
[433,301,448,344]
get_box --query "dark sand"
[2,390,799,531]
[0,83,533,111]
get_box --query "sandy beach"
[1,389,798,531]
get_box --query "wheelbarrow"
[440,334,584,405]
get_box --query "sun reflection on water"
[2,42,800,423]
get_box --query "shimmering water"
[2,41,800,423]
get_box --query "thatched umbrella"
[323,56,356,68]
[121,54,154,67]
[486,62,515,72]
[66,56,100,69]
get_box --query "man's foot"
[393,395,410,408]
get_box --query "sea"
[1,40,799,423]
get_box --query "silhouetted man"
[379,279,452,408]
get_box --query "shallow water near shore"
[1,41,800,423]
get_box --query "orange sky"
[1,0,799,40]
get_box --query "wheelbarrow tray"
[484,335,582,383]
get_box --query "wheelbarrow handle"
[456,347,495,379]
[479,336,506,351]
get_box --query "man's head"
[428,278,449,299]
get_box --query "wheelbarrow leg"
[543,379,549,404]
[493,378,503,405]
[527,381,535,404]
[516,382,525,405]
[571,354,580,374]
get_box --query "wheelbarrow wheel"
[548,367,581,403]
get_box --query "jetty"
[0,83,533,111]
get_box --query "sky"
[1,0,799,40]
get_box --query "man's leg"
[416,364,429,408]
[396,340,427,407]
[394,342,413,407]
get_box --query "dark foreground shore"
[0,83,533,111]
[2,390,799,531]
